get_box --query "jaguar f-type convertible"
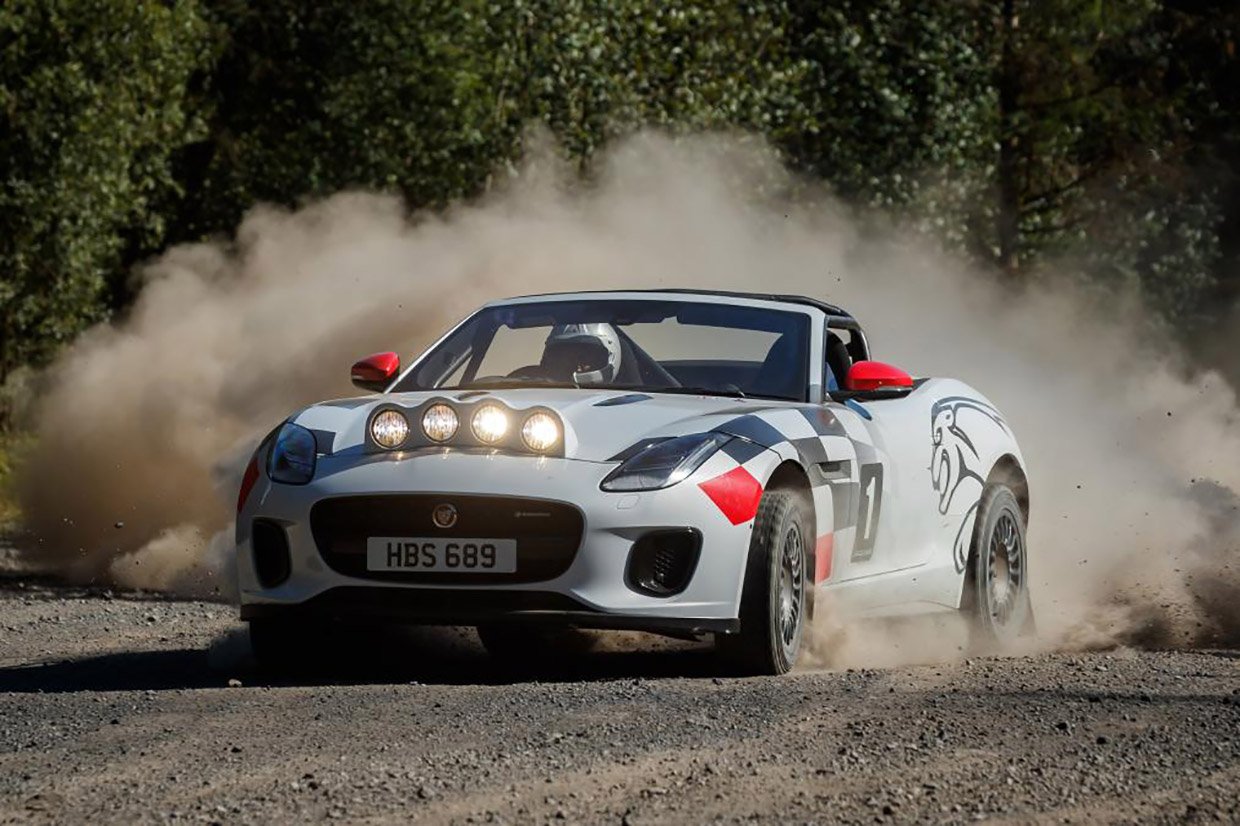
[236,290,1032,674]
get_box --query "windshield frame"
[389,296,820,402]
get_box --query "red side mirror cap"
[351,352,400,392]
[846,360,914,392]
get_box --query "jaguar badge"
[432,503,458,529]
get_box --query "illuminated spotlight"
[521,412,561,452]
[422,403,459,442]
[471,404,509,444]
[371,409,410,448]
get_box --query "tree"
[171,1,816,236]
[3,0,1239,407]
[995,1,1167,259]
[1160,0,1240,332]
[171,0,508,239]
[0,0,213,399]
[782,0,995,242]
[496,1,812,164]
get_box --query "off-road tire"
[717,489,811,675]
[961,484,1035,651]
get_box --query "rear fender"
[928,389,1025,574]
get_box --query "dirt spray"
[13,133,1240,660]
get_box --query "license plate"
[365,537,517,573]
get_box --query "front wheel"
[717,489,811,675]
[962,484,1034,650]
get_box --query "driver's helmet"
[542,323,622,385]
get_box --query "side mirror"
[845,360,914,393]
[351,352,400,392]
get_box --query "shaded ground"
[1,580,1238,824]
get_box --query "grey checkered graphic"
[715,404,875,494]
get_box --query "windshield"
[392,299,811,401]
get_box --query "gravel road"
[1,580,1238,824]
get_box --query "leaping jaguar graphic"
[930,396,1010,572]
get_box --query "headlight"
[371,409,410,448]
[421,403,459,442]
[521,412,561,452]
[600,432,732,492]
[471,404,509,444]
[268,422,317,485]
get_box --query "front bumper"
[237,450,762,632]
[239,587,738,634]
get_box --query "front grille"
[309,494,584,584]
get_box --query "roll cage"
[394,290,873,403]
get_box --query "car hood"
[291,388,782,463]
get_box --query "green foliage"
[1160,1,1240,328]
[496,1,812,162]
[782,1,994,211]
[992,1,1168,262]
[1,0,1239,400]
[0,0,213,387]
[992,0,1232,323]
[182,0,812,234]
[176,0,508,235]
[0,431,30,529]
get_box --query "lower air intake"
[626,529,702,597]
[251,519,292,588]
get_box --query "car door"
[825,387,974,619]
[818,400,899,583]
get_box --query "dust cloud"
[12,132,1240,657]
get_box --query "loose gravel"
[1,581,1237,824]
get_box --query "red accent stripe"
[814,534,834,583]
[237,456,260,514]
[698,466,764,525]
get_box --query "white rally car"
[236,290,1032,674]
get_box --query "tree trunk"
[996,0,1022,278]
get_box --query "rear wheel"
[962,484,1034,650]
[717,489,810,675]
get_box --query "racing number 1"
[852,463,884,561]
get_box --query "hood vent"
[594,393,652,407]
